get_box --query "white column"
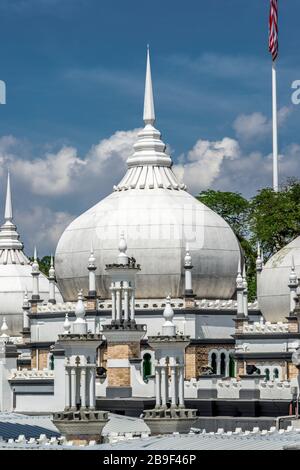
[237,289,244,316]
[225,354,230,377]
[32,274,39,298]
[124,281,129,321]
[178,365,185,407]
[290,288,297,315]
[111,284,116,322]
[130,285,135,321]
[89,269,96,294]
[49,279,55,303]
[81,367,87,408]
[185,268,192,292]
[65,367,70,409]
[70,367,76,409]
[216,352,221,375]
[116,286,122,322]
[155,364,161,408]
[272,62,279,192]
[160,362,167,407]
[89,367,96,409]
[243,291,248,318]
[170,363,177,407]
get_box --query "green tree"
[28,255,51,277]
[197,189,256,300]
[249,181,300,258]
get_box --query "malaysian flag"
[269,0,278,61]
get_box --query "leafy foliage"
[197,181,300,302]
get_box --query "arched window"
[229,356,235,378]
[265,368,270,381]
[220,352,226,376]
[143,353,152,380]
[273,368,279,380]
[211,353,217,374]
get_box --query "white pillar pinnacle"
[184,243,193,295]
[48,255,56,304]
[256,242,263,273]
[162,295,176,336]
[289,256,298,314]
[1,316,9,338]
[118,231,128,265]
[88,243,97,296]
[72,290,87,335]
[143,45,155,126]
[63,312,71,335]
[4,171,13,222]
[242,264,248,318]
[236,259,244,317]
[22,289,30,330]
[31,246,40,300]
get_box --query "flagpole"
[272,60,279,192]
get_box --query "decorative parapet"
[243,322,289,334]
[36,298,260,314]
[9,369,54,380]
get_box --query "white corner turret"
[118,232,128,265]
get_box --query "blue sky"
[0,0,300,254]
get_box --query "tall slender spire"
[143,45,155,126]
[4,172,13,222]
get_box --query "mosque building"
[0,49,300,431]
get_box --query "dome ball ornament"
[162,295,176,336]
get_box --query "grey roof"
[97,429,300,450]
[0,413,59,440]
[102,414,150,436]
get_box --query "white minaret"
[236,259,244,317]
[242,264,248,318]
[288,256,298,315]
[72,290,87,335]
[88,243,97,297]
[184,243,193,296]
[162,295,176,336]
[22,288,30,331]
[31,246,40,300]
[48,255,56,304]
[117,231,128,265]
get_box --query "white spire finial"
[289,255,298,286]
[118,231,128,265]
[72,289,87,335]
[63,312,71,335]
[4,171,13,222]
[88,241,96,266]
[143,45,155,126]
[256,242,263,273]
[162,294,176,336]
[49,254,55,278]
[1,316,9,338]
[184,243,192,267]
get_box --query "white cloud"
[233,106,292,141]
[173,137,240,194]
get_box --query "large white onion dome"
[0,173,62,335]
[55,48,241,302]
[258,236,300,322]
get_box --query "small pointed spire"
[289,255,298,286]
[88,242,96,267]
[256,242,263,273]
[184,243,192,267]
[236,258,243,289]
[242,264,248,289]
[23,288,30,308]
[143,45,155,126]
[1,316,9,337]
[49,255,55,279]
[4,171,13,222]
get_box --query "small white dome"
[0,172,62,335]
[258,236,300,322]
